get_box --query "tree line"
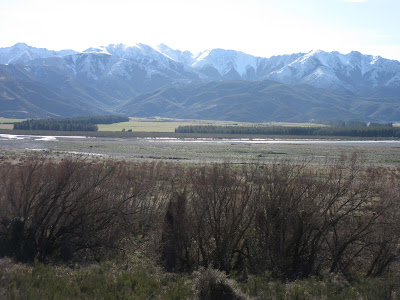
[1,156,399,281]
[13,115,129,131]
[175,124,400,137]
[314,120,394,127]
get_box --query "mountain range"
[1,42,400,122]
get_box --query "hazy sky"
[1,0,400,60]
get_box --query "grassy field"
[0,118,26,129]
[0,118,26,123]
[1,257,398,300]
[0,124,13,129]
[97,120,197,132]
[97,117,324,132]
[1,116,398,133]
[97,117,246,132]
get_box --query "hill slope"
[0,65,113,118]
[117,80,400,122]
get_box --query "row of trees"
[13,115,129,131]
[315,120,394,127]
[1,156,399,280]
[175,125,400,137]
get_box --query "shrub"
[1,155,400,281]
[248,155,400,279]
[187,164,258,273]
[0,158,171,262]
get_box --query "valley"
[2,0,400,297]
[1,129,400,166]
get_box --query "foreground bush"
[159,155,400,279]
[0,158,176,262]
[1,155,400,281]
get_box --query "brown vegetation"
[0,155,399,281]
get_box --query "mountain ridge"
[2,42,400,93]
[1,42,400,122]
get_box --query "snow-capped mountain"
[0,43,76,65]
[154,46,305,81]
[2,42,400,121]
[266,50,400,92]
[154,45,400,92]
[155,44,196,66]
[190,49,262,80]
[14,43,201,100]
[2,42,400,93]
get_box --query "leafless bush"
[249,154,400,279]
[0,158,175,262]
[153,156,400,279]
[1,155,399,280]
[187,163,259,273]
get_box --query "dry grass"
[0,124,13,129]
[97,118,326,132]
[0,118,26,124]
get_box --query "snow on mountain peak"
[83,47,111,55]
[153,44,196,66]
[14,42,29,49]
[1,43,400,92]
[191,48,260,77]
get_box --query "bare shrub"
[154,156,400,279]
[362,166,400,277]
[0,158,173,262]
[250,158,325,279]
[1,154,399,280]
[249,154,400,279]
[187,163,259,273]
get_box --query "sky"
[1,0,400,60]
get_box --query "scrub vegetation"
[1,155,400,298]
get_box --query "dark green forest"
[176,123,399,137]
[13,115,129,131]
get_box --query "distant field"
[0,124,13,129]
[1,116,325,132]
[97,121,186,132]
[97,118,240,132]
[0,118,26,123]
[97,117,324,132]
[0,118,26,130]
